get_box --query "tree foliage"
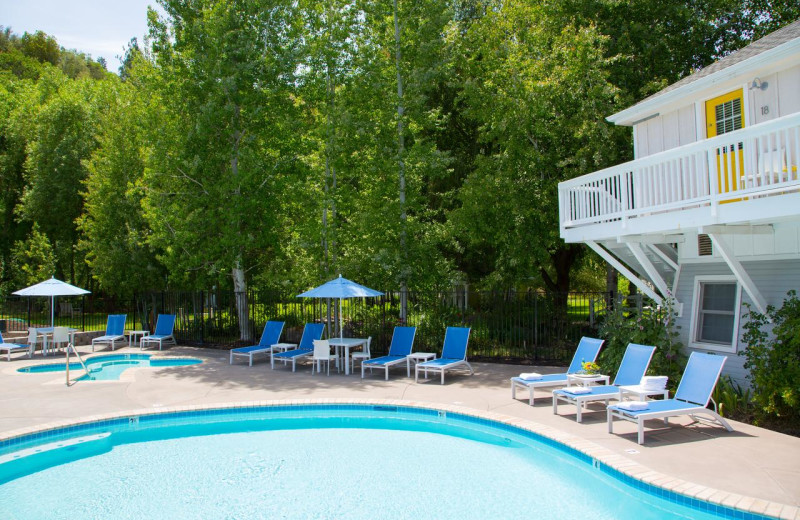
[1,5,797,311]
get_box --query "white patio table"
[327,337,368,375]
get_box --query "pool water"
[0,406,744,520]
[17,354,202,381]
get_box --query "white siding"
[679,223,800,262]
[646,117,664,155]
[673,259,800,385]
[633,105,698,158]
[748,72,779,125]
[777,63,800,116]
[678,105,697,145]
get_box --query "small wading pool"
[16,354,202,381]
[0,404,774,520]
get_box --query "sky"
[1,0,166,73]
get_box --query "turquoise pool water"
[17,354,202,381]
[0,405,766,520]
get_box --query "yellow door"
[705,89,745,200]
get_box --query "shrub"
[741,290,800,425]
[597,297,686,391]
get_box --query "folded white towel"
[519,372,542,381]
[562,386,592,394]
[618,401,649,411]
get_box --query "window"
[690,276,741,353]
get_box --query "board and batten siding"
[673,259,800,385]
[633,62,800,159]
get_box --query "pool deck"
[1,345,798,519]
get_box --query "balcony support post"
[585,241,663,305]
[627,243,672,299]
[707,233,768,314]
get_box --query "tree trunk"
[232,262,250,341]
[394,0,408,320]
[230,105,250,341]
[540,244,583,318]
[606,263,618,310]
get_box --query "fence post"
[200,290,205,345]
[589,298,595,327]
[533,292,539,362]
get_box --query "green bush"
[741,290,800,424]
[597,298,686,391]
[712,375,754,420]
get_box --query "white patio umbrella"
[297,275,383,340]
[13,277,90,328]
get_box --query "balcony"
[559,113,800,243]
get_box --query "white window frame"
[689,275,742,353]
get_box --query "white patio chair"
[311,339,338,376]
[351,336,372,374]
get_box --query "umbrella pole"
[51,295,55,328]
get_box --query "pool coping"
[0,398,796,520]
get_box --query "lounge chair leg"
[529,388,535,406]
[361,364,364,379]
[385,367,389,381]
[441,370,444,385]
[638,420,645,445]
[415,365,419,383]
[511,381,516,399]
[553,395,558,415]
[607,409,613,433]
[577,402,582,423]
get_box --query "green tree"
[18,69,100,284]
[448,1,622,297]
[80,58,166,295]
[144,0,304,339]
[8,224,56,290]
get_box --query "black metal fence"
[135,288,611,365]
[0,289,611,365]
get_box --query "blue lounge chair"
[91,314,127,352]
[552,343,656,422]
[270,323,325,372]
[229,321,285,366]
[361,326,416,380]
[415,327,472,384]
[140,314,177,351]
[0,331,30,361]
[607,352,734,444]
[510,336,604,405]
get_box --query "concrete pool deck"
[1,345,798,519]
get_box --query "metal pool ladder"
[53,326,88,386]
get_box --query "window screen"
[696,282,737,345]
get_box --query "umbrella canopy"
[297,275,383,339]
[13,277,90,328]
[297,275,383,299]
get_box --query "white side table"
[271,343,296,354]
[407,352,436,378]
[127,330,149,348]
[617,384,670,401]
[567,373,610,387]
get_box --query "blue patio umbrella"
[297,275,383,339]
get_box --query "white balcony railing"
[559,112,800,238]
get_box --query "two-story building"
[558,20,800,383]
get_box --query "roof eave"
[606,38,800,127]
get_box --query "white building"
[558,20,800,383]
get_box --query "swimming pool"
[0,403,775,520]
[17,354,202,381]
